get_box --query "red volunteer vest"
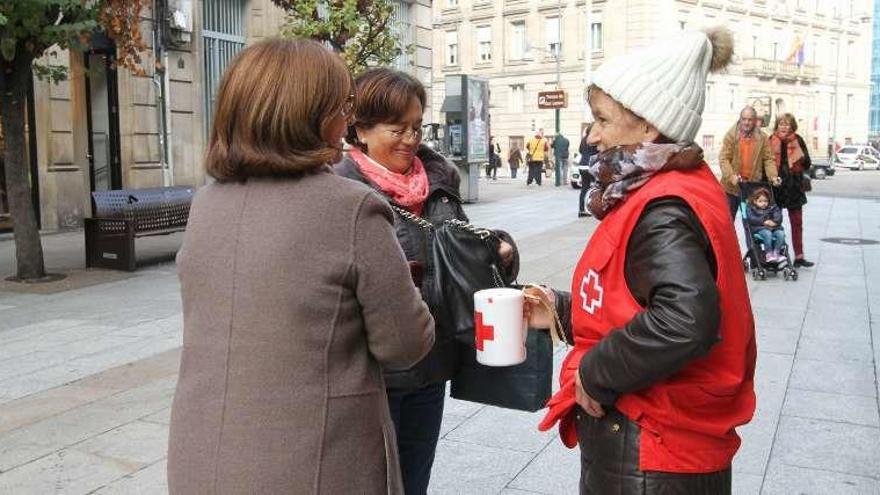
[539,163,757,473]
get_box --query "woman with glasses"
[335,68,518,494]
[168,41,434,494]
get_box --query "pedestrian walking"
[578,125,597,217]
[552,133,571,186]
[335,68,519,495]
[719,106,780,219]
[508,144,523,179]
[525,27,756,494]
[770,113,814,268]
[167,39,434,495]
[487,137,500,180]
[525,129,549,185]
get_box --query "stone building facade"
[3,0,433,233]
[431,0,873,172]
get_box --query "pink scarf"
[350,148,430,216]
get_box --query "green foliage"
[273,0,406,75]
[0,0,97,79]
[0,0,147,80]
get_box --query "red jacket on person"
[539,163,757,473]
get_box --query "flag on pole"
[786,35,805,66]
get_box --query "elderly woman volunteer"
[335,68,517,494]
[526,28,756,494]
[168,40,434,494]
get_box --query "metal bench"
[84,186,194,271]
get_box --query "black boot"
[794,258,815,268]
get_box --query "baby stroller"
[739,181,798,281]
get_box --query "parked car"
[809,158,835,179]
[570,164,591,188]
[833,145,880,170]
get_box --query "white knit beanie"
[591,27,734,143]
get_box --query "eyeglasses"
[341,94,356,123]
[384,128,423,142]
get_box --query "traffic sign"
[538,90,567,109]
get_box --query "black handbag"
[391,206,507,345]
[801,175,812,192]
[391,206,556,412]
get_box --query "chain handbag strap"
[390,205,494,240]
[390,205,435,231]
[391,205,505,288]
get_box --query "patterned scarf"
[586,143,704,219]
[769,132,805,174]
[739,124,756,139]
[349,148,430,216]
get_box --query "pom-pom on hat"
[590,27,734,143]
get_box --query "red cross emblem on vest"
[474,311,495,351]
[579,269,604,315]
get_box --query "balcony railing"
[741,58,820,82]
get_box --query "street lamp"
[830,13,871,160]
[526,11,564,185]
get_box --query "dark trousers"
[510,166,518,179]
[527,161,543,185]
[579,174,592,213]
[727,193,740,220]
[387,382,446,495]
[576,407,732,494]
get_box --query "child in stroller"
[739,182,798,281]
[747,188,785,262]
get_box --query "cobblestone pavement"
[0,175,878,494]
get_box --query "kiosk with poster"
[440,74,489,202]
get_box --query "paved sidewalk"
[0,178,878,494]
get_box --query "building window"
[846,40,854,74]
[446,30,458,66]
[546,17,561,55]
[831,41,839,71]
[811,41,817,64]
[752,35,758,58]
[702,135,715,149]
[679,20,687,31]
[391,0,412,70]
[728,86,737,111]
[591,22,603,51]
[847,94,853,115]
[510,84,524,113]
[706,83,714,112]
[510,21,526,61]
[772,42,779,61]
[477,26,492,63]
[446,0,458,7]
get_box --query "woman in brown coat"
[167,39,434,494]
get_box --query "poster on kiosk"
[441,75,489,202]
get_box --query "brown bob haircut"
[749,187,772,205]
[206,39,351,182]
[345,68,427,149]
[773,113,798,133]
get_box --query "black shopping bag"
[450,330,553,412]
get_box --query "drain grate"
[820,237,879,246]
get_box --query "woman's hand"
[523,285,555,329]
[498,240,514,268]
[771,177,782,186]
[576,371,605,418]
[764,220,775,228]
